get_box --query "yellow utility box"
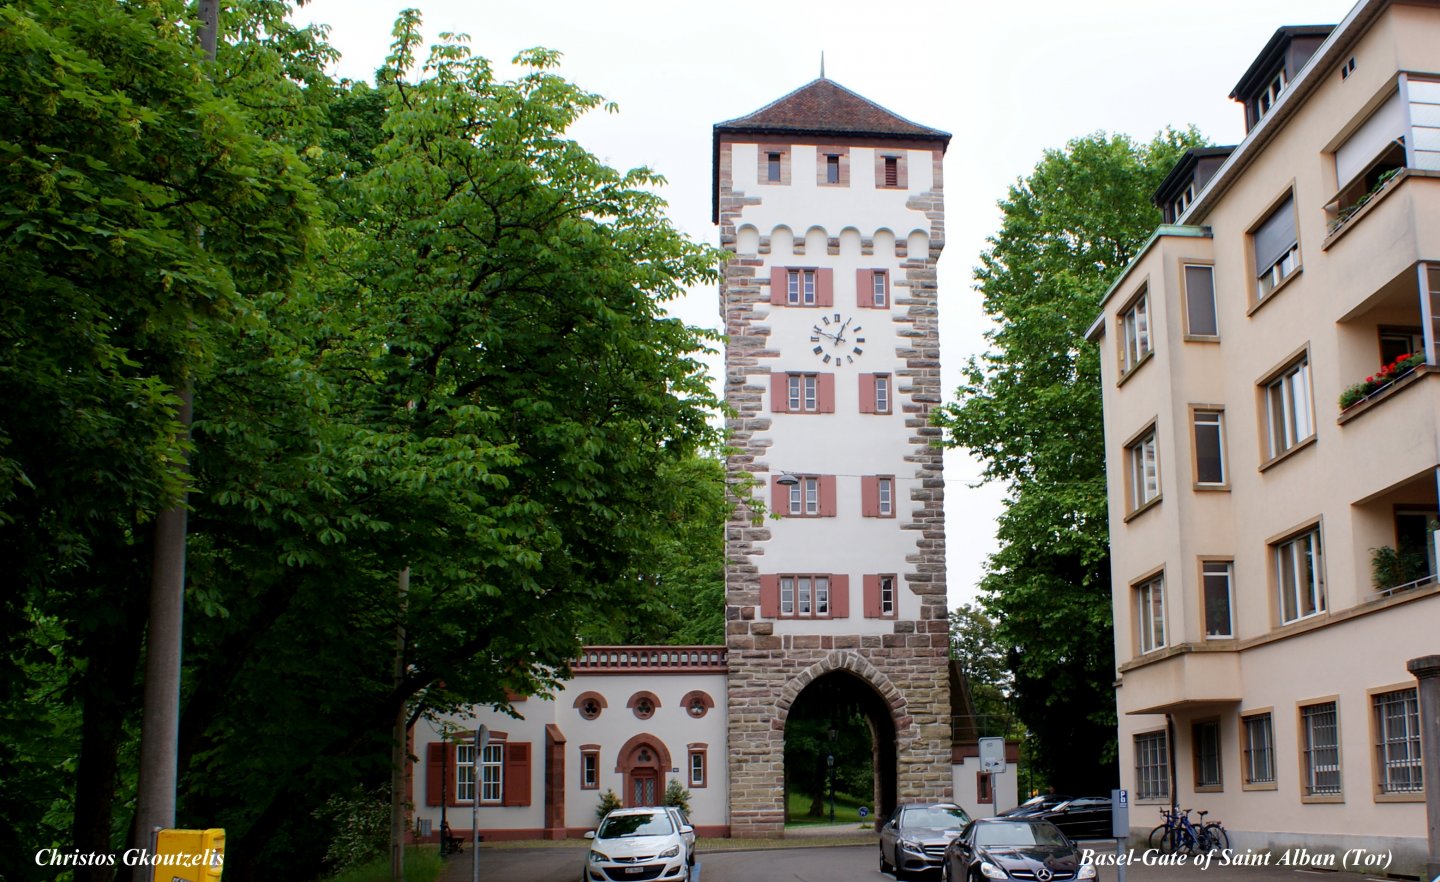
[152,828,224,882]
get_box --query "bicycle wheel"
[1203,823,1229,852]
[1164,827,1196,855]
[1148,824,1167,849]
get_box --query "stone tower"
[713,79,952,837]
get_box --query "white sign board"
[978,737,1006,773]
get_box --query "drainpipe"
[1166,715,1178,815]
[1406,655,1440,882]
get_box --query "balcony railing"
[952,713,1018,742]
[573,646,728,673]
[1339,353,1427,410]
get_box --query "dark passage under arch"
[782,670,898,827]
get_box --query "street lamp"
[827,726,838,825]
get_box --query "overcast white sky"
[292,0,1359,611]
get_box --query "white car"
[584,806,693,882]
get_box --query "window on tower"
[767,152,782,182]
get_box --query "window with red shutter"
[884,156,898,187]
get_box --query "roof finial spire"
[820,51,825,79]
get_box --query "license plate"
[624,868,644,875]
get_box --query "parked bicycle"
[1147,807,1229,855]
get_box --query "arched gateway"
[715,78,954,837]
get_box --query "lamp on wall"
[776,473,801,486]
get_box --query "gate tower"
[713,78,953,837]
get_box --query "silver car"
[879,802,972,879]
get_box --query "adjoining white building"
[1087,0,1439,871]
[411,647,730,841]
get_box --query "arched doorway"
[616,735,671,807]
[782,670,898,827]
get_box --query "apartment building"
[1086,0,1438,869]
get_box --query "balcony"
[1116,647,1241,716]
[1351,471,1438,602]
[1323,172,1440,322]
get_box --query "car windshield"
[904,807,971,829]
[597,812,674,839]
[974,821,1068,847]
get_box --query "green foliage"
[596,789,624,821]
[949,603,1014,731]
[314,786,392,873]
[934,129,1206,792]
[1,3,729,879]
[314,846,442,882]
[663,779,692,814]
[1370,545,1429,591]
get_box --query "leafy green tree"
[934,130,1204,793]
[949,602,1012,728]
[0,1,315,875]
[169,18,726,879]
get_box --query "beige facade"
[1088,0,1439,872]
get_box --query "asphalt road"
[449,843,1408,882]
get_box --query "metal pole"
[1407,655,1440,882]
[473,726,488,882]
[441,735,448,855]
[827,754,835,824]
[390,567,409,882]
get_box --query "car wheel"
[880,846,893,874]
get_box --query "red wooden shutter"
[816,268,834,307]
[770,266,788,305]
[856,269,874,308]
[770,373,788,413]
[819,475,836,517]
[445,742,459,807]
[426,743,445,806]
[863,575,881,618]
[830,574,850,618]
[817,374,835,413]
[503,742,532,806]
[771,475,787,515]
[861,476,879,517]
[759,575,780,618]
[858,374,876,414]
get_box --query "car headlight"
[588,851,608,864]
[900,839,926,855]
[660,845,680,859]
[980,861,1008,880]
[1079,864,1098,880]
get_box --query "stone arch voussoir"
[774,651,908,728]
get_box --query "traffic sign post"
[979,738,1006,815]
[1112,789,1130,882]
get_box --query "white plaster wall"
[951,759,1018,820]
[731,143,935,239]
[412,671,728,836]
[731,144,941,635]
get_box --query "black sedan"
[879,802,972,878]
[942,817,1098,882]
[998,794,1073,817]
[1026,797,1113,840]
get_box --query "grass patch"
[784,790,873,827]
[317,846,444,882]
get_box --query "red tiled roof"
[715,78,949,142]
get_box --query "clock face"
[808,312,865,366]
